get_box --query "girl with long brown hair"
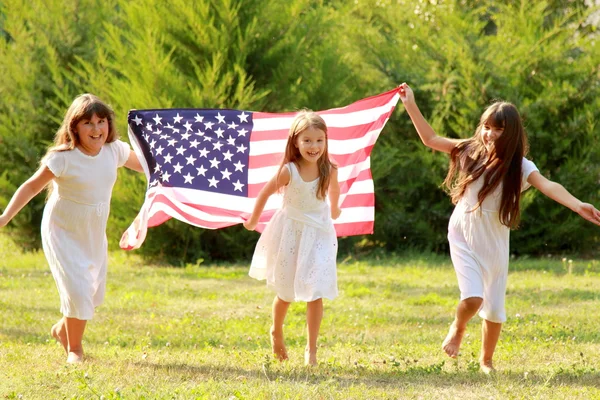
[244,110,341,366]
[0,94,144,363]
[399,83,600,373]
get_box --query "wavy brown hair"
[277,110,336,200]
[44,93,118,156]
[443,102,529,229]
[42,94,118,195]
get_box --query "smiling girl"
[244,110,341,366]
[0,94,144,363]
[398,82,600,373]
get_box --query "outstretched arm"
[527,171,600,226]
[124,150,144,173]
[0,165,55,228]
[328,167,341,220]
[243,166,291,231]
[399,83,462,154]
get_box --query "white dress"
[249,162,338,302]
[41,140,130,320]
[447,158,538,323]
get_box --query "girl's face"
[481,122,504,151]
[75,113,109,156]
[295,127,326,164]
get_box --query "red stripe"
[252,88,399,119]
[335,221,374,236]
[247,167,373,198]
[249,144,375,170]
[341,193,374,208]
[250,112,393,142]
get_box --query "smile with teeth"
[307,151,320,157]
[90,134,103,140]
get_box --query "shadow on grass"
[128,359,600,389]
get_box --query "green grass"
[1,234,599,399]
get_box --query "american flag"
[120,88,401,250]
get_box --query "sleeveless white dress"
[249,162,338,302]
[447,158,538,323]
[41,140,130,320]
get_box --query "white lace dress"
[447,158,538,323]
[41,140,130,320]
[249,162,338,302]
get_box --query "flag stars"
[146,123,153,131]
[204,121,214,130]
[215,128,225,138]
[194,113,204,123]
[199,148,210,158]
[237,128,248,137]
[132,115,143,125]
[167,139,177,147]
[233,180,244,192]
[176,145,186,155]
[222,150,234,161]
[164,154,174,164]
[173,113,183,123]
[208,176,219,188]
[155,145,164,155]
[183,173,194,184]
[233,161,245,172]
[196,165,207,176]
[185,154,197,165]
[216,112,226,124]
[149,139,157,149]
[195,129,204,136]
[227,121,238,130]
[173,163,184,174]
[183,121,193,132]
[153,114,163,125]
[190,139,200,148]
[154,164,161,173]
[209,157,221,169]
[162,171,171,182]
[181,132,192,141]
[236,143,248,153]
[212,141,224,151]
[237,112,249,122]
[220,168,232,180]
[226,136,236,146]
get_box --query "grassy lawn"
[1,234,599,399]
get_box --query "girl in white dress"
[244,110,341,366]
[0,94,143,363]
[399,83,600,373]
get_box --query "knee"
[461,297,483,313]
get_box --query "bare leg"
[50,317,68,354]
[65,317,87,364]
[271,296,290,361]
[480,319,502,374]
[442,297,483,358]
[305,298,323,366]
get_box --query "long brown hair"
[42,94,118,195]
[443,102,529,229]
[277,110,336,200]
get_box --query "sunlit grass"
[1,234,599,399]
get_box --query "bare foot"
[442,321,464,358]
[66,351,84,364]
[270,326,288,361]
[480,359,495,374]
[304,347,317,366]
[50,320,68,354]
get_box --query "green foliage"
[0,0,598,261]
